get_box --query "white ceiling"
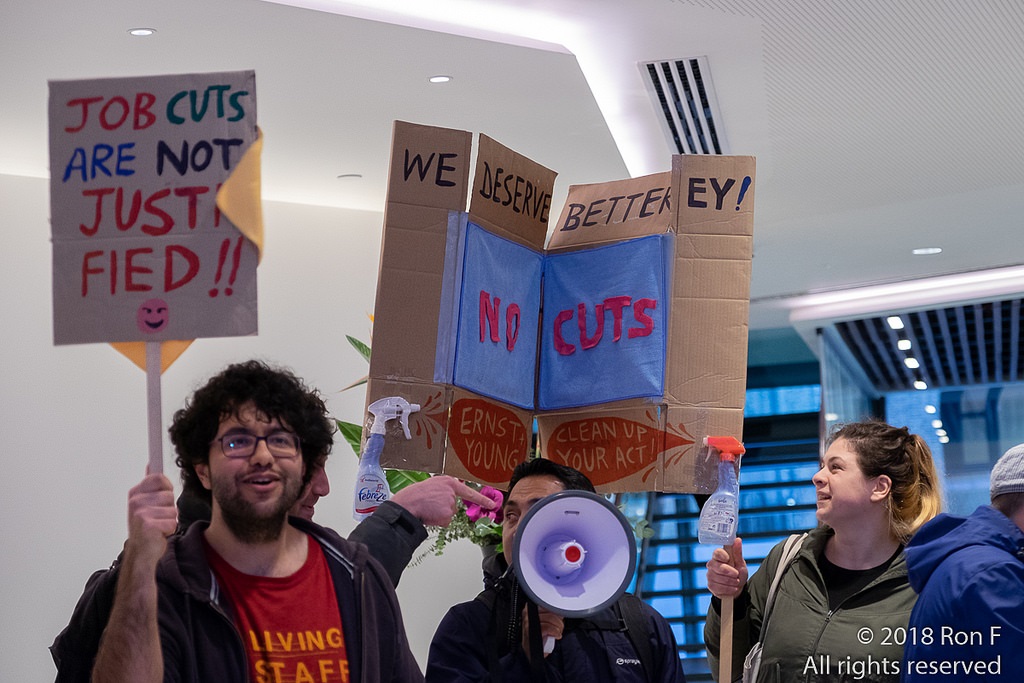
[5,0,1024,337]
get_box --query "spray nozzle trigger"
[704,436,746,462]
[367,397,420,439]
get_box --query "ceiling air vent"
[642,56,724,155]
[832,299,1024,393]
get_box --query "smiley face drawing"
[136,298,169,334]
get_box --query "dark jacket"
[52,514,423,683]
[51,500,426,681]
[348,500,430,586]
[903,505,1024,682]
[705,526,913,683]
[425,552,685,682]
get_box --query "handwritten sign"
[542,408,695,484]
[450,224,669,410]
[445,396,532,481]
[538,234,669,409]
[367,121,755,492]
[49,70,259,345]
[453,222,543,409]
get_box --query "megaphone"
[511,490,637,620]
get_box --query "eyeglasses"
[214,430,301,459]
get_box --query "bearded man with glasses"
[73,360,423,683]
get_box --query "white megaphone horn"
[511,490,638,652]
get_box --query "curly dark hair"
[169,360,334,504]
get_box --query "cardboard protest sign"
[453,221,543,409]
[367,120,754,493]
[539,156,755,492]
[538,234,670,410]
[49,70,260,346]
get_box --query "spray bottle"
[697,436,745,545]
[353,396,420,521]
[697,435,746,683]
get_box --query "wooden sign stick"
[146,341,163,474]
[720,594,734,682]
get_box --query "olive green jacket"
[704,527,915,683]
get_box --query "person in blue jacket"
[426,458,686,682]
[903,443,1024,682]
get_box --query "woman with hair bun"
[704,420,942,682]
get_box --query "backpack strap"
[475,588,496,610]
[758,533,807,637]
[617,594,656,681]
[472,589,503,682]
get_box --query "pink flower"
[466,486,504,524]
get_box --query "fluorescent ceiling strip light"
[260,0,576,51]
[788,265,1024,323]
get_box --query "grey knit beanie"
[990,443,1024,500]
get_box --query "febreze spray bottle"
[697,436,745,545]
[353,396,419,522]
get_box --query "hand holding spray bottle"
[697,435,745,683]
[353,396,420,521]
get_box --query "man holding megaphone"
[426,458,686,682]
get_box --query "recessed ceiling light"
[897,339,912,351]
[912,247,943,256]
[904,357,920,369]
[914,380,928,390]
[128,28,156,36]
[938,435,950,444]
[935,428,947,437]
[429,75,452,84]
[924,404,937,414]
[931,419,943,429]
[886,316,905,330]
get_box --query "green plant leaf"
[634,518,656,539]
[346,335,371,363]
[386,468,430,493]
[339,375,368,391]
[335,420,362,455]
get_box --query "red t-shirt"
[205,535,351,683]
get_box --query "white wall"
[0,173,485,679]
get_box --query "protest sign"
[366,120,754,493]
[49,70,260,346]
